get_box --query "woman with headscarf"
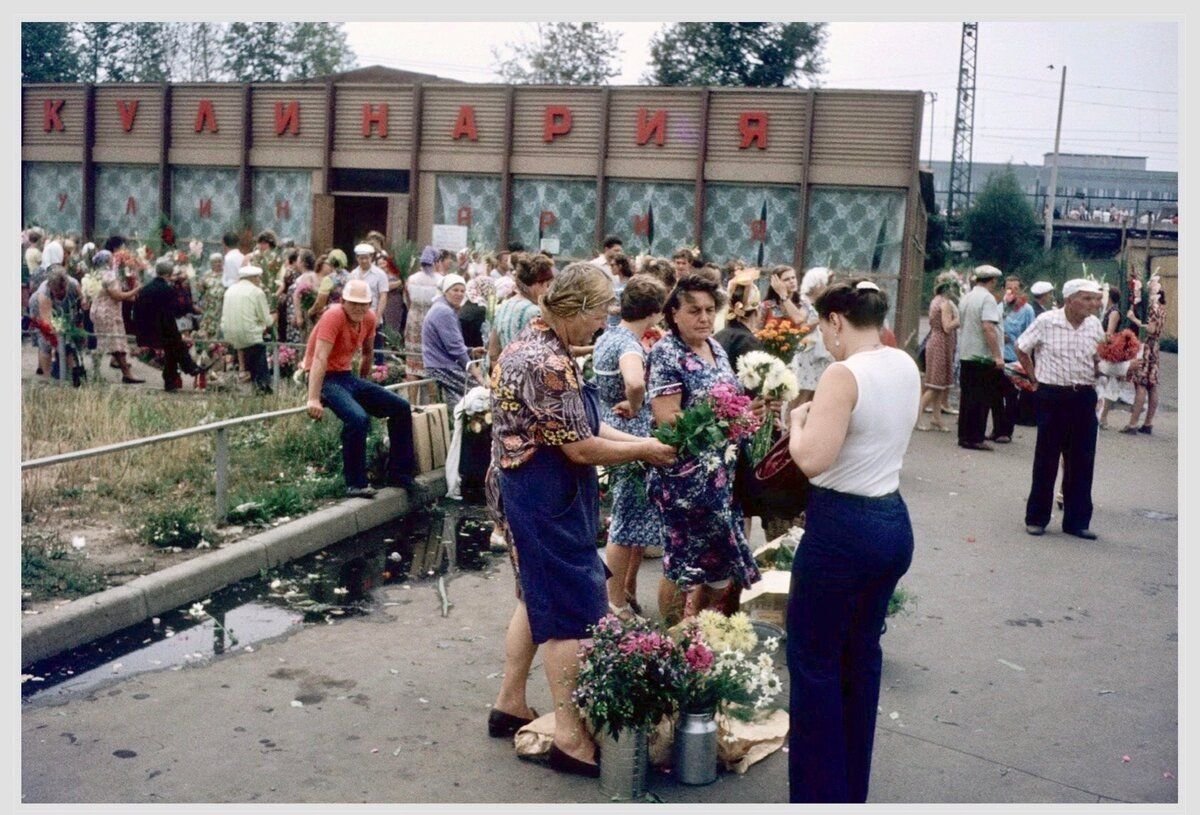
[486,262,676,776]
[404,246,445,378]
[790,266,835,405]
[86,249,143,383]
[487,252,554,359]
[714,267,766,374]
[459,276,493,351]
[422,274,486,406]
[916,272,961,431]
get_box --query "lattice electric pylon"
[946,22,978,231]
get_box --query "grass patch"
[887,586,915,617]
[138,504,210,549]
[22,533,108,599]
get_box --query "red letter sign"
[738,111,769,150]
[57,193,69,212]
[452,106,478,141]
[539,211,557,230]
[194,100,219,133]
[456,206,473,227]
[362,104,389,138]
[274,101,300,136]
[198,198,213,219]
[543,106,572,142]
[276,199,291,220]
[636,108,667,146]
[125,197,138,216]
[749,219,767,241]
[43,99,65,132]
[118,100,139,132]
[633,213,651,237]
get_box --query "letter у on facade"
[20,80,928,348]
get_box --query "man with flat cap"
[1029,281,1055,316]
[956,265,1006,450]
[351,242,389,364]
[1016,278,1105,539]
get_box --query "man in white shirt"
[1016,278,1106,539]
[589,235,623,282]
[350,243,389,364]
[956,265,1005,451]
[221,231,244,289]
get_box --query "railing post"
[214,427,229,522]
[55,334,68,383]
[91,349,102,384]
[271,342,280,390]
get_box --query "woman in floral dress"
[87,249,143,383]
[1123,281,1167,435]
[194,253,227,367]
[592,274,669,619]
[647,274,762,619]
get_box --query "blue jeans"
[787,485,914,803]
[320,372,417,489]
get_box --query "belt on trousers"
[1038,383,1095,392]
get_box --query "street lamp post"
[924,91,937,167]
[1044,65,1067,250]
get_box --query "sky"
[342,19,1180,173]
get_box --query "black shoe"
[1064,528,1098,540]
[1138,425,1153,435]
[992,435,1011,444]
[346,485,378,499]
[488,707,537,738]
[1025,524,1046,536]
[71,366,85,388]
[959,441,994,451]
[547,743,599,778]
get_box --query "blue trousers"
[320,372,417,489]
[787,486,913,803]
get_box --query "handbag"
[734,432,809,519]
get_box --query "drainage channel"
[22,499,500,708]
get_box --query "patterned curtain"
[511,178,597,260]
[804,187,907,276]
[434,174,502,250]
[94,165,161,243]
[22,163,83,236]
[703,184,800,268]
[171,167,240,251]
[254,170,313,247]
[604,181,695,257]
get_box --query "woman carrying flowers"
[486,263,676,777]
[285,249,318,344]
[646,275,764,620]
[592,274,670,620]
[85,249,144,383]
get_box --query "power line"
[980,72,1179,96]
[976,86,1177,113]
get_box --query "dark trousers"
[373,330,385,365]
[320,372,417,489]
[1025,385,1098,532]
[990,372,1018,439]
[957,359,1000,445]
[787,486,914,803]
[241,343,272,393]
[162,336,202,388]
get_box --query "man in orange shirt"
[303,279,416,498]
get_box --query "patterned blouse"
[491,317,594,470]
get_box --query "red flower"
[1097,329,1141,363]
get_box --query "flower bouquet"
[669,610,783,720]
[640,325,666,352]
[460,388,493,435]
[1096,329,1141,378]
[272,344,299,377]
[80,270,104,302]
[368,362,407,386]
[653,381,761,463]
[755,318,810,364]
[112,248,146,282]
[1003,362,1037,393]
[736,350,799,463]
[574,614,689,741]
[248,249,283,293]
[49,313,87,350]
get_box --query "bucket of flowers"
[755,317,810,364]
[1096,328,1142,379]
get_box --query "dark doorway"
[333,196,389,255]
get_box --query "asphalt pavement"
[20,353,1178,806]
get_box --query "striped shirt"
[1016,308,1105,387]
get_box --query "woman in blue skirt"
[786,279,921,803]
[487,263,676,778]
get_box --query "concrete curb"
[22,470,447,667]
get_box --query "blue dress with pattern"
[646,333,761,591]
[593,325,666,549]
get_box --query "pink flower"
[685,642,714,673]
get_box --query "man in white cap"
[221,265,274,394]
[302,278,417,499]
[1016,278,1105,539]
[350,242,389,364]
[956,264,1006,450]
[1029,281,1055,316]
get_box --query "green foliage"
[495,23,621,85]
[645,22,827,87]
[887,586,914,617]
[22,535,108,599]
[222,22,289,82]
[653,401,725,460]
[389,240,421,281]
[21,23,80,82]
[924,210,948,272]
[139,504,208,549]
[285,22,357,80]
[962,167,1040,273]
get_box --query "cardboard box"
[739,570,791,628]
[410,410,435,474]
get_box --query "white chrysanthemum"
[724,445,738,466]
[762,636,780,654]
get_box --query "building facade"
[22,74,929,344]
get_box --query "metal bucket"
[674,710,719,785]
[598,727,648,800]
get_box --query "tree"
[221,22,290,83]
[644,22,826,87]
[962,167,1040,273]
[285,22,357,80]
[74,22,135,83]
[170,22,228,82]
[494,23,621,85]
[125,22,174,82]
[22,22,81,83]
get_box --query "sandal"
[625,593,643,616]
[608,602,640,622]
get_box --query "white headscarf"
[799,266,832,306]
[40,240,64,269]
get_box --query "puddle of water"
[22,499,501,707]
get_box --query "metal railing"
[22,377,440,521]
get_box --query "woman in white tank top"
[783,279,921,804]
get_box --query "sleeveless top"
[810,347,921,497]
